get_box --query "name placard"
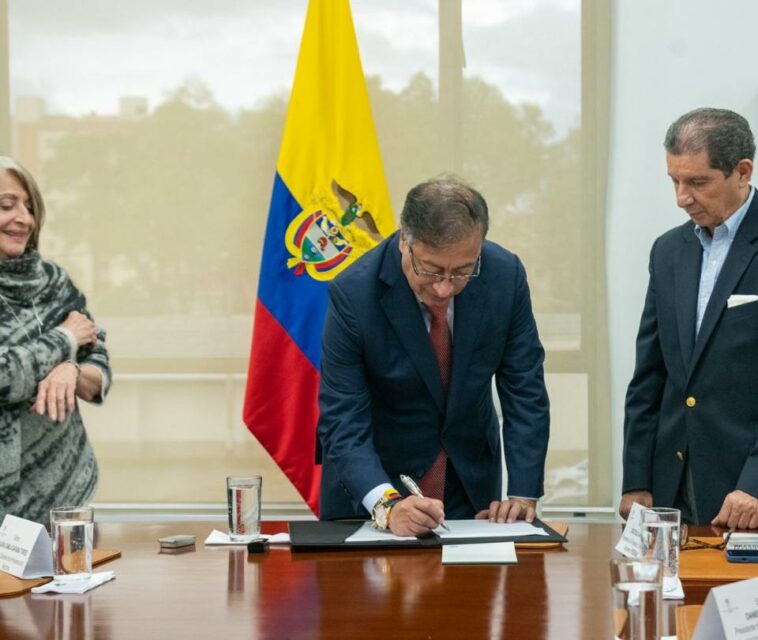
[616,501,646,558]
[693,577,758,640]
[0,514,53,578]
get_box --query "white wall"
[608,0,758,501]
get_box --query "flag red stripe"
[243,299,322,514]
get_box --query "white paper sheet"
[442,542,517,564]
[344,520,548,543]
[436,520,547,539]
[344,523,418,543]
[31,571,115,594]
[203,530,290,545]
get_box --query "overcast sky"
[8,0,579,134]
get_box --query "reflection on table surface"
[0,521,719,640]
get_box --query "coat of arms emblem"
[285,180,383,281]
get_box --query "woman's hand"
[33,362,79,423]
[76,364,104,403]
[58,311,98,347]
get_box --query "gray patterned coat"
[0,249,110,523]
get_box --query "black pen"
[399,474,451,532]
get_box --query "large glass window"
[4,0,609,512]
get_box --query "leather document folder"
[675,605,702,640]
[289,518,568,551]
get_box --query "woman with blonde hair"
[0,156,110,523]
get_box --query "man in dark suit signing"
[317,177,550,536]
[620,108,758,528]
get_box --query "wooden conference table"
[0,521,737,639]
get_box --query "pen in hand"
[399,474,451,532]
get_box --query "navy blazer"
[623,192,758,522]
[317,232,550,520]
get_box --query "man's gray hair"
[400,176,488,248]
[664,108,755,177]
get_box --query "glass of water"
[50,506,94,583]
[226,476,262,542]
[610,557,663,640]
[641,507,681,581]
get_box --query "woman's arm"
[31,311,107,421]
[0,329,72,407]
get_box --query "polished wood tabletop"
[0,521,725,639]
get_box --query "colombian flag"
[243,0,395,515]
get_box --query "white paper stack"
[441,542,517,564]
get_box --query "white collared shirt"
[694,186,754,335]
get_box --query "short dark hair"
[664,108,755,176]
[400,177,489,248]
[0,156,46,250]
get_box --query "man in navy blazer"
[620,108,758,528]
[318,178,550,536]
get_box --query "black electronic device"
[247,539,269,553]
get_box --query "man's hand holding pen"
[388,496,446,537]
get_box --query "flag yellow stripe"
[278,0,395,238]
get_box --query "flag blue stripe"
[256,172,329,369]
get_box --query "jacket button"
[676,451,684,461]
[685,396,696,408]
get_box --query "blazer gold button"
[676,451,684,461]
[685,396,696,407]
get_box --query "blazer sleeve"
[736,442,758,498]
[622,239,667,493]
[317,282,392,507]
[494,257,550,499]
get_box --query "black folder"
[289,518,567,551]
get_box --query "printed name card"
[615,502,647,558]
[0,514,53,578]
[693,578,758,640]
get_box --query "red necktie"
[419,303,451,500]
[428,303,452,391]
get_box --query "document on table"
[344,520,548,543]
[436,520,547,539]
[204,530,291,545]
[442,542,517,564]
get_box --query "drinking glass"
[610,557,663,640]
[226,476,262,542]
[50,506,94,583]
[641,507,681,580]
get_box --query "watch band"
[371,489,403,530]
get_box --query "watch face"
[373,503,389,529]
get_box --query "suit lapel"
[378,237,446,413]
[689,195,758,377]
[674,227,701,370]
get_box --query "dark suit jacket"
[623,192,758,523]
[317,232,550,520]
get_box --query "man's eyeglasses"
[679,525,734,551]
[408,246,481,284]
